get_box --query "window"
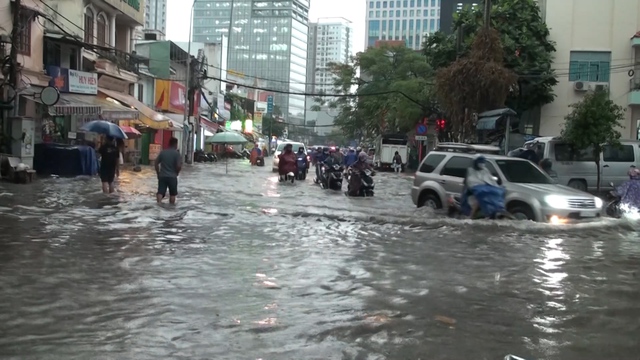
[84,8,94,44]
[568,51,611,82]
[369,10,373,17]
[417,0,421,5]
[410,0,414,5]
[97,14,108,46]
[15,13,31,55]
[137,84,144,102]
[390,1,394,7]
[376,1,381,7]
[554,143,596,162]
[420,154,445,173]
[396,10,400,16]
[430,8,435,16]
[383,1,387,7]
[370,1,374,7]
[431,0,436,6]
[376,10,380,16]
[495,160,553,184]
[440,156,473,178]
[383,10,387,16]
[603,144,635,162]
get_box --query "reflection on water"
[0,161,639,359]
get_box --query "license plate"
[580,212,596,218]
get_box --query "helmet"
[539,158,552,171]
[473,155,486,167]
[358,152,368,162]
[356,147,362,152]
[316,146,323,151]
[628,168,640,179]
[322,146,330,153]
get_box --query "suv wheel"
[419,191,442,209]
[508,203,535,221]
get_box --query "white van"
[524,137,640,191]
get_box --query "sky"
[166,0,365,54]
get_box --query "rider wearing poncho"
[461,156,506,218]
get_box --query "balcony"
[94,0,144,26]
[628,77,640,106]
[89,46,148,82]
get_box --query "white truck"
[375,133,409,171]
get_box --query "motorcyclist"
[463,156,501,218]
[277,143,297,180]
[333,146,344,164]
[344,147,358,167]
[347,152,375,196]
[315,146,330,181]
[613,168,640,211]
[296,146,308,173]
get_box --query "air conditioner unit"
[589,82,609,92]
[573,81,587,91]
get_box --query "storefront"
[155,80,201,155]
[97,77,172,165]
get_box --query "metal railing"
[94,47,146,74]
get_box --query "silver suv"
[410,143,604,222]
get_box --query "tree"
[423,0,557,116]
[261,113,285,138]
[561,90,625,191]
[315,44,437,140]
[435,27,517,140]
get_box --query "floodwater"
[1,160,639,360]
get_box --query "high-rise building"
[438,0,477,34]
[143,0,167,39]
[306,18,353,95]
[365,0,441,50]
[191,0,309,124]
[305,18,353,135]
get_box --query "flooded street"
[1,160,640,360]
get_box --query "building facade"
[539,0,640,139]
[191,0,309,124]
[143,0,167,39]
[305,18,353,135]
[438,0,477,34]
[365,0,441,50]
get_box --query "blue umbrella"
[81,120,128,139]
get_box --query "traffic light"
[436,119,446,131]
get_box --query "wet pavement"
[1,159,640,360]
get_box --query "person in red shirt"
[278,143,298,179]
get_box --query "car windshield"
[494,159,554,184]
[276,143,304,152]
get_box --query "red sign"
[155,80,200,115]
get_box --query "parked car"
[523,137,640,191]
[411,143,603,222]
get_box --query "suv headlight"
[594,197,603,208]
[545,195,568,209]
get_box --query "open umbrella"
[120,125,142,139]
[81,120,128,139]
[205,131,248,173]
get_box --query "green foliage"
[435,27,517,140]
[561,90,625,191]
[423,0,557,115]
[261,113,285,138]
[316,45,437,140]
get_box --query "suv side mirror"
[493,176,502,185]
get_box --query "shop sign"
[155,80,200,115]
[46,66,98,95]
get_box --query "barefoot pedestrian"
[155,137,182,204]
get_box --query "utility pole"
[483,0,491,28]
[9,0,21,116]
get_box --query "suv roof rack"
[435,142,502,154]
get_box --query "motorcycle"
[255,156,265,167]
[318,163,344,190]
[206,152,218,162]
[606,182,622,218]
[446,192,513,220]
[195,150,214,163]
[279,172,295,183]
[295,155,308,180]
[346,168,375,197]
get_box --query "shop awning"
[200,116,219,134]
[47,93,102,116]
[94,97,139,120]
[163,113,185,131]
[98,88,171,129]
